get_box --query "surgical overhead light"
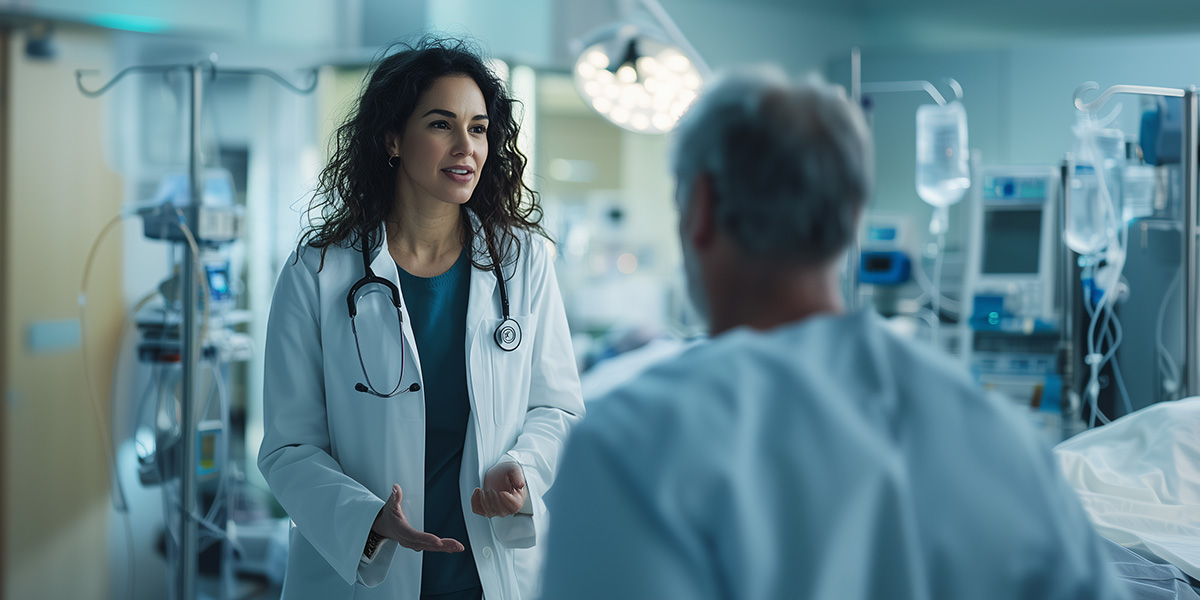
[574,1,709,134]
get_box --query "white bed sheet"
[1056,397,1200,581]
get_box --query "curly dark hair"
[299,35,545,271]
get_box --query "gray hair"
[670,68,873,264]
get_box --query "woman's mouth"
[443,167,474,183]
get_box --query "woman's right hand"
[373,484,465,553]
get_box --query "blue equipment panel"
[982,175,1048,201]
[859,251,911,285]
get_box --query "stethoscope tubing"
[348,228,522,396]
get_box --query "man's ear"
[688,174,717,251]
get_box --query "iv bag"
[916,101,970,208]
[1066,124,1124,256]
[1066,167,1107,255]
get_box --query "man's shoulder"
[589,313,1006,456]
[593,329,759,401]
[579,339,737,448]
[578,322,830,441]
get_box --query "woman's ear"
[385,131,401,157]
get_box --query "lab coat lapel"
[465,212,498,458]
[465,210,499,336]
[370,223,423,385]
[466,237,498,336]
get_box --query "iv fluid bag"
[916,101,970,208]
[1066,167,1107,255]
[1066,126,1124,255]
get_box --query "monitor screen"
[865,255,893,273]
[206,266,231,301]
[982,209,1042,274]
[867,226,897,242]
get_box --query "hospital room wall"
[1,25,122,600]
[660,0,862,75]
[838,33,1200,253]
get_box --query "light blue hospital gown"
[541,311,1129,600]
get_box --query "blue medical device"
[858,217,913,286]
[860,251,911,285]
[1139,96,1182,166]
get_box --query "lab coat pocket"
[484,315,537,428]
[491,512,536,549]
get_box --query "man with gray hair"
[539,70,1127,599]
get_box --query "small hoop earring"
[388,155,400,169]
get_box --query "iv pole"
[1071,82,1200,399]
[849,47,965,343]
[77,57,316,600]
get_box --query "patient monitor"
[964,166,1064,440]
[968,166,1060,332]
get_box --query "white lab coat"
[258,218,584,600]
[541,312,1128,600]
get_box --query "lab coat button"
[481,546,493,558]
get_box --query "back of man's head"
[671,69,873,266]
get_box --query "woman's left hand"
[471,461,527,518]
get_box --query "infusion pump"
[966,166,1061,333]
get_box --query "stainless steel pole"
[1184,89,1199,396]
[1058,159,1076,432]
[847,47,862,313]
[851,47,861,107]
[179,61,203,600]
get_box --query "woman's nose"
[451,128,474,157]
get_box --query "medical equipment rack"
[1069,83,1200,400]
[77,58,316,600]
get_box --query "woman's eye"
[470,125,487,134]
[431,121,450,129]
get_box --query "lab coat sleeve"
[256,251,398,587]
[539,419,718,600]
[499,244,585,546]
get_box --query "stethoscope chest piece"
[494,318,522,352]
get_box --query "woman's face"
[389,74,489,209]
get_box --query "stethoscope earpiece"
[494,318,522,352]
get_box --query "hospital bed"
[1056,398,1200,599]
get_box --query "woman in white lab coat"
[258,36,584,600]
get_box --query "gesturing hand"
[373,484,465,553]
[471,461,528,518]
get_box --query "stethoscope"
[347,231,522,397]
